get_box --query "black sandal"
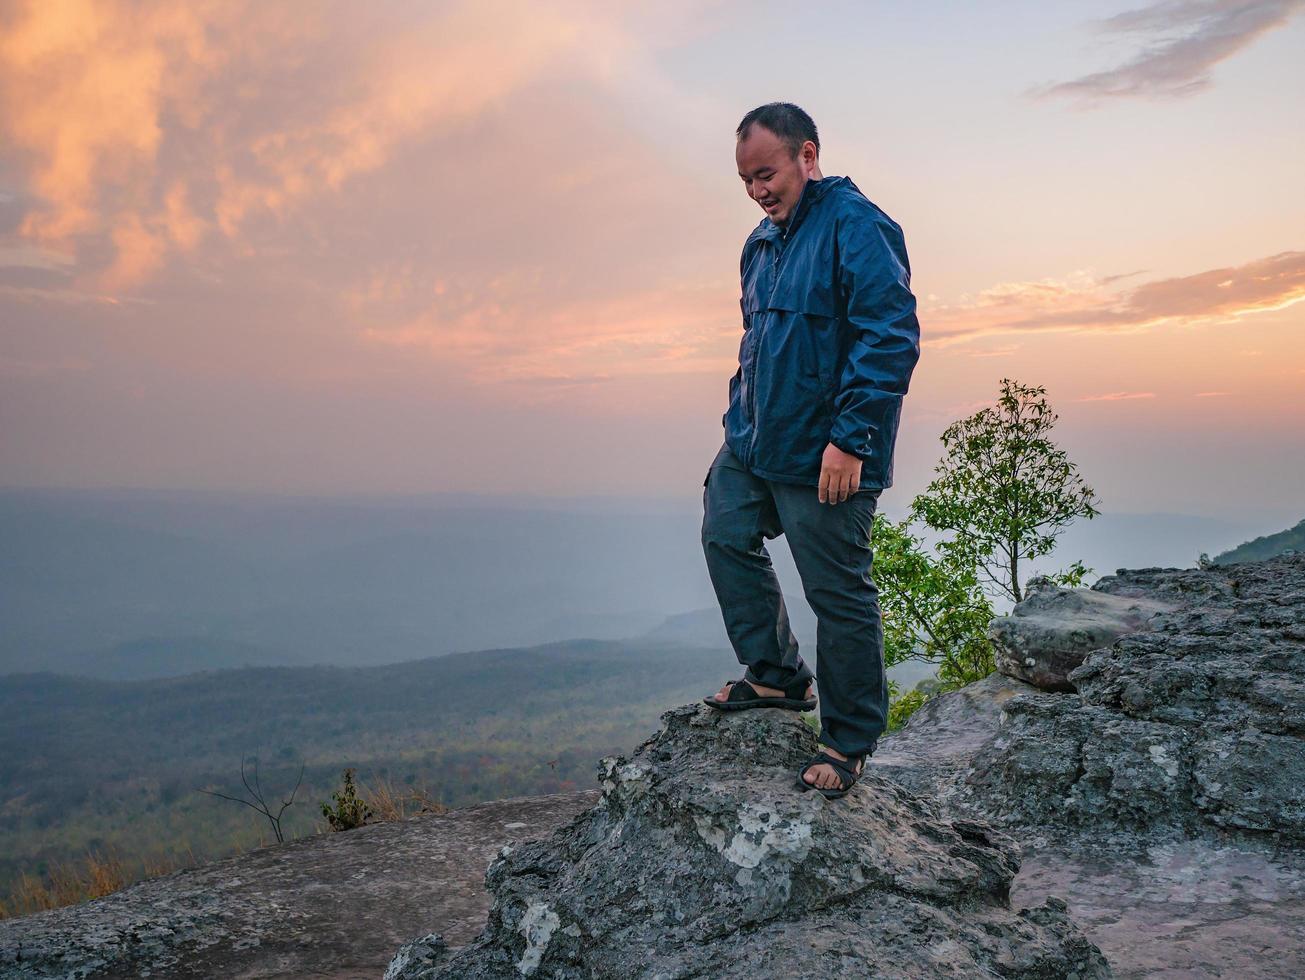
[796,749,866,799]
[703,677,816,712]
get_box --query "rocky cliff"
[904,555,1305,840]
[390,554,1305,979]
[3,555,1301,979]
[876,553,1305,977]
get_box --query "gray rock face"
[871,554,1305,978]
[990,579,1177,691]
[970,554,1305,840]
[872,671,1041,800]
[388,705,1110,979]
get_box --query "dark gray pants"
[701,441,887,756]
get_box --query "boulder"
[971,555,1305,840]
[989,578,1177,691]
[387,704,1110,979]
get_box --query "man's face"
[735,124,815,227]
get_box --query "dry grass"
[2,775,448,919]
[0,844,206,920]
[1,848,128,919]
[358,775,448,822]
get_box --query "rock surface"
[873,553,1305,977]
[973,555,1305,839]
[989,578,1177,691]
[871,671,1040,800]
[387,704,1110,979]
[1011,840,1305,980]
[0,792,597,979]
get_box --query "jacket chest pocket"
[764,278,843,402]
[739,297,762,371]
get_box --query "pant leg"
[769,481,885,755]
[701,442,815,691]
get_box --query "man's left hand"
[819,443,862,505]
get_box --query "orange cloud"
[0,1,235,246]
[1128,251,1305,319]
[0,0,649,291]
[214,3,598,235]
[925,250,1305,347]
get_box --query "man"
[701,102,921,799]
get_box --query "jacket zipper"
[744,180,819,467]
[747,233,792,465]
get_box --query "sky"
[1,0,1303,518]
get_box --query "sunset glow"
[2,0,1302,515]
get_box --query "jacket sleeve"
[828,211,921,461]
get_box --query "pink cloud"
[1076,391,1157,402]
[0,0,662,292]
[924,251,1305,348]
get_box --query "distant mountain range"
[0,624,934,899]
[0,487,701,677]
[2,486,1291,680]
[0,635,731,894]
[1214,518,1305,564]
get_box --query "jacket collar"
[757,174,845,243]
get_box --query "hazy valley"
[1,486,1296,899]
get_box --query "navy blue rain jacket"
[719,175,920,490]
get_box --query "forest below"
[0,638,731,895]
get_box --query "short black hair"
[736,103,819,159]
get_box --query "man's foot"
[800,746,864,791]
[703,677,817,712]
[709,678,814,704]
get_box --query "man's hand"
[819,442,862,505]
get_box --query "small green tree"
[887,677,946,731]
[321,767,372,832]
[869,379,1100,727]
[911,378,1099,603]
[874,514,995,688]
